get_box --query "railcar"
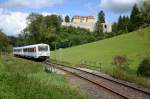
[13,43,50,60]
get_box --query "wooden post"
[55,42,57,63]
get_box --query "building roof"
[73,16,80,19]
[73,16,95,19]
[87,16,95,19]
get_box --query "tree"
[8,36,18,46]
[98,10,105,23]
[20,14,61,49]
[117,16,129,33]
[65,15,70,23]
[141,2,150,26]
[112,15,130,35]
[25,13,43,44]
[58,15,63,23]
[128,4,142,32]
[117,16,123,31]
[41,15,61,32]
[0,30,9,52]
[95,10,105,38]
[124,16,130,32]
[112,22,118,33]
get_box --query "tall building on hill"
[62,15,112,32]
[72,16,80,23]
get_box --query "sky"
[0,0,148,36]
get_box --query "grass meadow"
[51,27,150,87]
[0,55,88,99]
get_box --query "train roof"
[13,43,49,49]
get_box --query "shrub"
[112,56,129,79]
[137,57,150,77]
[112,56,129,70]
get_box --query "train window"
[33,48,36,52]
[38,46,48,51]
[23,48,27,52]
[14,49,21,52]
[30,47,36,52]
[19,49,22,52]
[23,47,36,52]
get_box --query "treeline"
[112,2,150,35]
[0,30,12,53]
[0,30,8,52]
[16,13,100,50]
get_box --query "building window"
[104,25,107,29]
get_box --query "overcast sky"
[0,0,148,36]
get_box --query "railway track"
[44,61,150,99]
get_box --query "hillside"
[51,27,150,77]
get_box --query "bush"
[137,57,150,77]
[112,56,129,70]
[112,56,129,79]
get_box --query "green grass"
[51,27,150,87]
[0,55,88,99]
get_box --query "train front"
[37,44,50,60]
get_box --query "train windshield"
[38,46,48,51]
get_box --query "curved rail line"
[44,61,150,99]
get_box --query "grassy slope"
[0,56,88,99]
[52,27,150,71]
[51,27,150,86]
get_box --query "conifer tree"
[98,10,105,23]
[128,4,142,31]
[65,15,70,23]
[117,16,123,31]
[96,10,105,33]
[141,2,150,26]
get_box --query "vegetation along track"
[44,61,150,99]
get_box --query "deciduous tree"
[0,30,9,52]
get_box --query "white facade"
[62,22,96,31]
[102,23,112,33]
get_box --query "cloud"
[41,12,60,16]
[99,0,146,13]
[0,0,65,9]
[0,9,62,36]
[0,9,29,36]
